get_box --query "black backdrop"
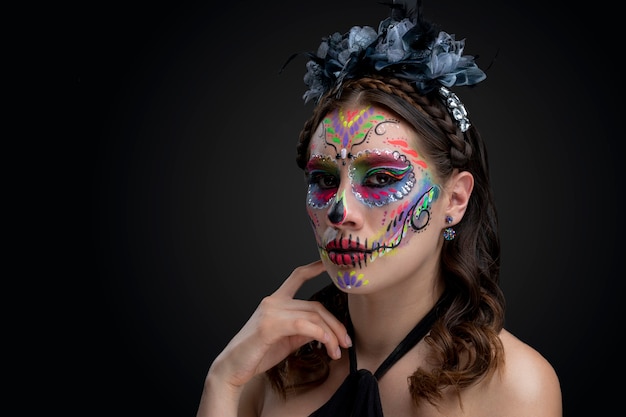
[77,1,623,415]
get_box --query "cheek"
[379,199,412,229]
[370,184,439,251]
[307,207,323,231]
[368,200,412,249]
[409,184,440,232]
[307,185,336,208]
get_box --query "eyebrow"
[305,155,337,172]
[352,152,410,168]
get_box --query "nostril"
[328,198,346,224]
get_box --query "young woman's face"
[305,105,445,292]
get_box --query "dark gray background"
[77,1,622,415]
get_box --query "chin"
[323,263,370,291]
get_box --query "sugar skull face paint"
[350,149,415,207]
[324,106,380,165]
[320,184,440,267]
[305,105,443,291]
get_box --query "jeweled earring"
[443,215,456,241]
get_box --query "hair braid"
[383,77,473,171]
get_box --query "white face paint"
[304,105,443,292]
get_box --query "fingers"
[209,261,348,391]
[264,260,351,359]
[274,260,326,299]
[258,296,352,359]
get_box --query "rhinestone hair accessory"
[296,0,485,133]
[439,86,471,132]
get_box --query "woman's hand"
[197,260,351,416]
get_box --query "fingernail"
[335,347,342,359]
[345,334,352,347]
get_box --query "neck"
[347,278,444,370]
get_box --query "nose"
[326,186,363,229]
[327,190,347,224]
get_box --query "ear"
[443,170,474,225]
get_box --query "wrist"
[196,370,243,417]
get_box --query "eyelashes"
[307,167,415,208]
[361,166,410,188]
[308,167,406,189]
[307,171,338,190]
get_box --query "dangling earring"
[443,215,456,241]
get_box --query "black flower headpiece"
[299,0,486,132]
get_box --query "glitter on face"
[305,106,442,276]
[305,155,339,209]
[349,149,415,207]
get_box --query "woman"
[197,2,562,416]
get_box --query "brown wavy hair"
[266,75,506,407]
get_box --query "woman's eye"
[310,173,339,189]
[363,170,400,187]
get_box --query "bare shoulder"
[492,329,562,416]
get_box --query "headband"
[297,0,486,132]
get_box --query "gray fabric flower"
[301,7,486,104]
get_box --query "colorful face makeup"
[305,105,442,290]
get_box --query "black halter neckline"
[309,293,448,417]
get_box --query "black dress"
[309,294,447,416]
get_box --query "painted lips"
[325,239,369,266]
